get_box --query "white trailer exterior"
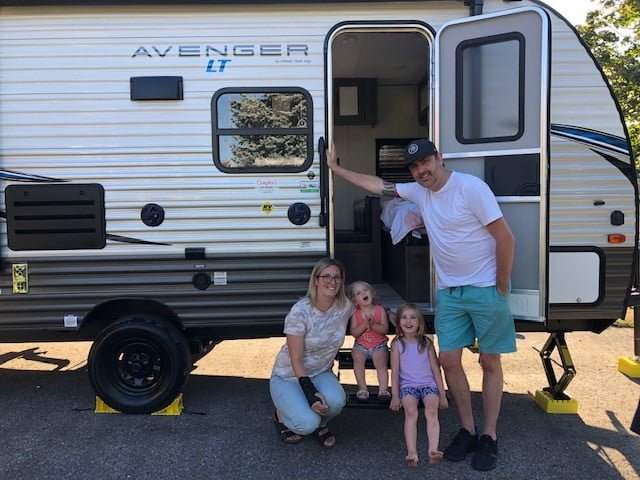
[0,0,636,413]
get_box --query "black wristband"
[298,376,319,406]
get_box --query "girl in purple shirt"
[390,303,448,469]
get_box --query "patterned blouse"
[271,297,355,380]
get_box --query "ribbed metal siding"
[0,253,322,334]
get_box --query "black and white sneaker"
[443,428,478,462]
[471,435,498,471]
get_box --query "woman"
[270,258,354,447]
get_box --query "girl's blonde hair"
[347,280,378,306]
[392,302,432,353]
[305,257,349,309]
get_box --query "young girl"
[348,281,390,402]
[389,303,448,468]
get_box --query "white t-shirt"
[271,297,355,380]
[397,171,503,289]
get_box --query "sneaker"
[443,428,478,462]
[471,435,498,471]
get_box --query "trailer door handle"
[318,136,327,228]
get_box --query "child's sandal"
[356,389,369,402]
[377,390,391,402]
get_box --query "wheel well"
[81,299,181,338]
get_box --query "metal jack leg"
[618,287,640,378]
[534,332,579,414]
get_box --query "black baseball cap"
[404,139,438,166]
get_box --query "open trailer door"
[434,6,550,323]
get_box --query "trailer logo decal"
[132,44,309,73]
[132,44,308,58]
[206,59,232,73]
[256,179,278,195]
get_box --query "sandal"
[272,410,303,444]
[313,426,336,448]
[356,389,370,402]
[377,390,391,402]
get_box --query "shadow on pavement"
[1,365,636,480]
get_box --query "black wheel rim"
[110,339,168,394]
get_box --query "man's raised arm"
[326,143,400,198]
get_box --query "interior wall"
[333,85,426,229]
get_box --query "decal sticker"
[300,241,311,249]
[64,314,78,328]
[214,272,227,286]
[300,181,319,194]
[261,201,275,215]
[256,179,278,195]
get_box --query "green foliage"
[577,0,640,169]
[229,93,307,167]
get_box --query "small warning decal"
[261,201,275,215]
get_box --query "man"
[327,139,516,471]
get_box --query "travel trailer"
[1,0,637,413]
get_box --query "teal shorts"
[435,285,516,354]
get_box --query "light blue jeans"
[269,371,346,435]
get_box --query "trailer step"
[618,356,640,378]
[344,387,392,409]
[533,390,578,414]
[94,394,184,415]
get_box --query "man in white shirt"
[327,139,515,471]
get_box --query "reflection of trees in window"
[229,93,307,167]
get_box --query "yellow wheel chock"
[95,394,184,415]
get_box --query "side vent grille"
[5,183,106,250]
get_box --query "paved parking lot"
[1,326,638,480]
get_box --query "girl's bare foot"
[405,453,419,468]
[428,450,443,465]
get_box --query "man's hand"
[326,142,338,171]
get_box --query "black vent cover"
[5,183,106,251]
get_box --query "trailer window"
[212,88,313,172]
[455,33,525,144]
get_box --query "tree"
[578,0,640,169]
[228,93,307,167]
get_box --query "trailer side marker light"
[607,234,626,243]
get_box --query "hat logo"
[408,144,419,155]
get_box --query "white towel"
[380,199,425,245]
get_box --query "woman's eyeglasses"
[316,275,344,284]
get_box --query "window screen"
[455,33,525,144]
[212,88,313,172]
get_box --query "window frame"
[454,32,526,145]
[211,86,314,173]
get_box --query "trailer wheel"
[88,315,191,414]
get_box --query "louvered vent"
[5,184,106,250]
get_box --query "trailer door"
[435,7,550,321]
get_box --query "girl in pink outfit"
[390,303,448,469]
[348,281,390,402]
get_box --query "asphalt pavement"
[0,325,638,480]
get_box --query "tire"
[88,315,191,414]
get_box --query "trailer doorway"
[328,26,434,313]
